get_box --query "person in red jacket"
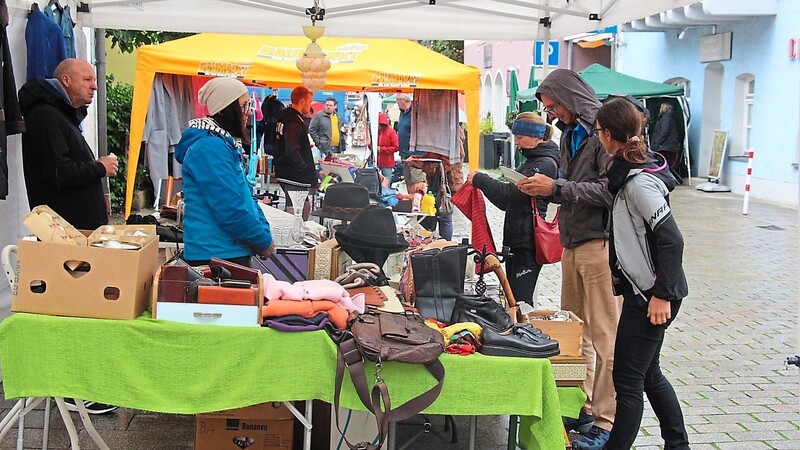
[376,112,399,182]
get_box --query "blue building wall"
[617,0,799,205]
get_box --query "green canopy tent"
[517,64,691,183]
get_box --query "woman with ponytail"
[465,112,559,305]
[594,98,689,450]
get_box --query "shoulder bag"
[435,161,454,216]
[333,311,445,450]
[531,198,563,265]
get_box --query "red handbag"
[531,199,563,265]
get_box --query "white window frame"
[733,73,755,156]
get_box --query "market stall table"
[0,312,579,449]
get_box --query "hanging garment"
[451,184,497,273]
[72,19,87,60]
[44,2,74,58]
[144,74,195,187]
[409,89,460,161]
[25,4,67,81]
[0,0,25,199]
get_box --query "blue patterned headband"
[511,120,547,138]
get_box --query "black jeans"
[605,293,689,450]
[506,248,542,306]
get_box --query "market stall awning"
[124,33,481,217]
[77,0,697,41]
[517,63,684,102]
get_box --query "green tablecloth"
[0,313,582,450]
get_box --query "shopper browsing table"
[467,112,558,306]
[595,98,689,450]
[517,69,621,450]
[175,77,275,266]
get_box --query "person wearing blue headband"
[466,112,559,305]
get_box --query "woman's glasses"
[240,98,255,114]
[592,127,605,136]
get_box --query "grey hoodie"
[536,69,613,248]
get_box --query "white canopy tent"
[76,0,696,40]
[0,0,698,318]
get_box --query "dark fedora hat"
[311,182,370,221]
[334,205,409,252]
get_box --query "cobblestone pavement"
[1,183,798,449]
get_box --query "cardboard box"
[11,226,159,320]
[152,266,265,326]
[195,402,294,450]
[524,310,584,357]
[308,239,353,280]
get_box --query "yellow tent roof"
[125,33,481,216]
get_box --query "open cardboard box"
[12,225,159,320]
[523,310,584,357]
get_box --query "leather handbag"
[531,199,563,265]
[333,312,445,450]
[435,162,454,216]
[450,294,514,331]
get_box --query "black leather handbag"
[449,294,514,331]
[411,245,467,323]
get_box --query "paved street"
[1,182,798,449]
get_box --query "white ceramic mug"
[2,244,18,292]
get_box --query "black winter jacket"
[18,79,107,230]
[0,0,25,199]
[650,111,680,153]
[274,107,318,188]
[472,141,559,251]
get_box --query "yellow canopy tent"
[125,33,481,217]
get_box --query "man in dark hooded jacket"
[19,58,118,230]
[517,69,620,450]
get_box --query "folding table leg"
[72,399,110,450]
[507,415,519,450]
[53,397,82,449]
[0,399,25,442]
[42,397,51,450]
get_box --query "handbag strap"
[334,336,445,449]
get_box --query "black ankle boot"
[411,245,467,323]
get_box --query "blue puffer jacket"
[175,118,272,262]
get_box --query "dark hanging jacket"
[0,0,25,199]
[19,78,108,230]
[274,107,318,188]
[536,69,613,249]
[472,140,559,251]
[25,5,66,81]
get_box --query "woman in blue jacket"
[593,97,689,450]
[175,77,274,266]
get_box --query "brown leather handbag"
[333,311,445,450]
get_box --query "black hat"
[311,182,370,221]
[334,205,409,252]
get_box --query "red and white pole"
[742,150,754,215]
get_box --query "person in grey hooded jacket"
[517,69,620,450]
[596,97,689,450]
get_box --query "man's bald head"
[54,59,97,107]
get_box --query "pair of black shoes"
[449,294,560,358]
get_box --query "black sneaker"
[563,411,594,434]
[63,398,119,415]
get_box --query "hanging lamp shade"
[296,25,331,92]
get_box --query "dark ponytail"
[596,98,647,165]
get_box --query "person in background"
[466,112,559,305]
[175,77,274,266]
[396,93,426,187]
[376,112,399,182]
[595,97,689,450]
[650,101,682,181]
[275,86,318,220]
[309,97,342,155]
[517,68,620,450]
[19,58,117,231]
[407,123,466,241]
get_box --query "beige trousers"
[561,239,622,431]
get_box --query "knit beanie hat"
[198,77,247,116]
